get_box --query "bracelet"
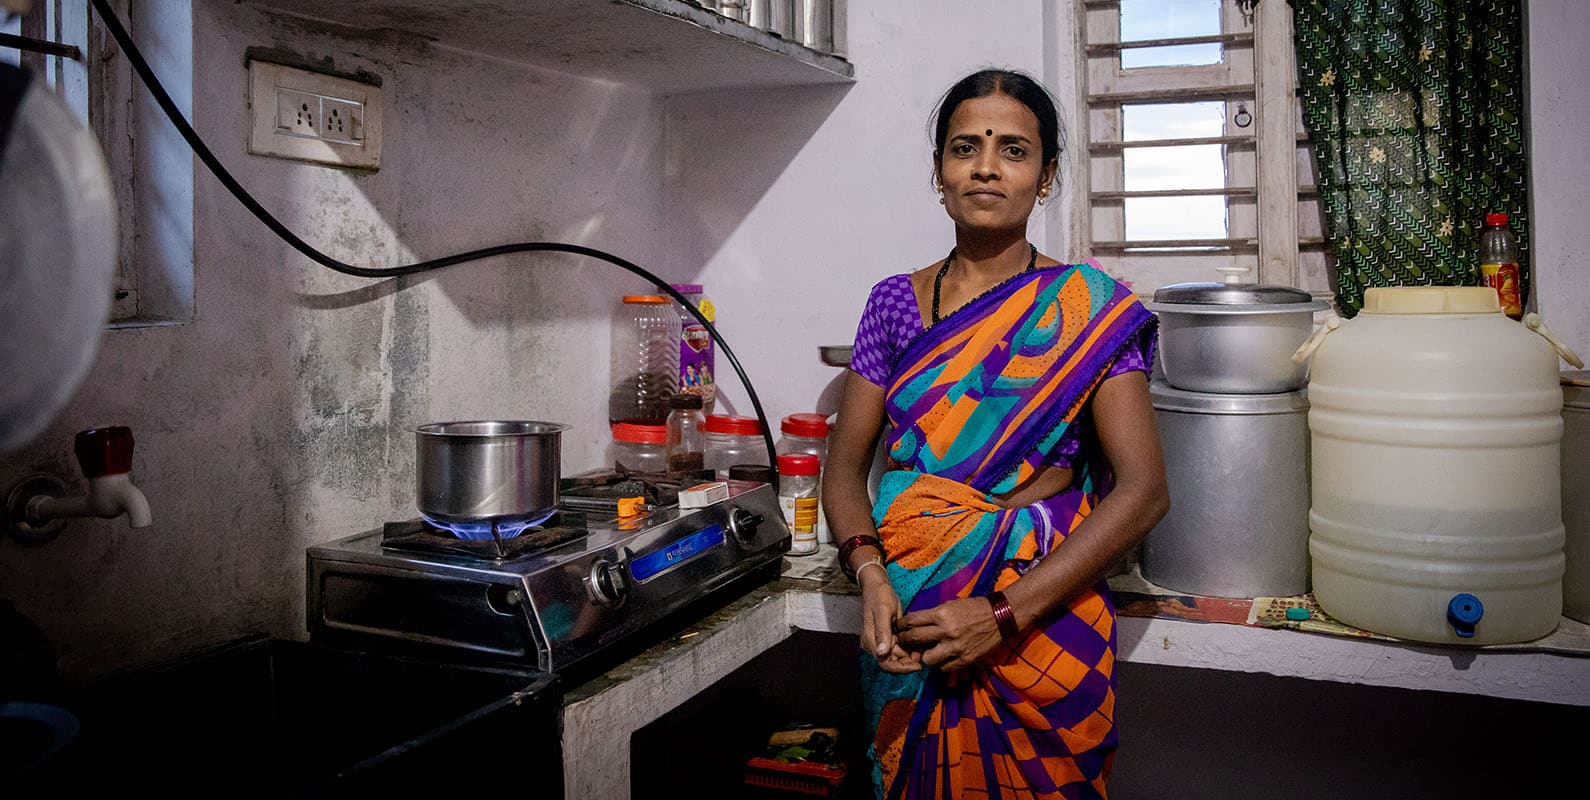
[854,557,887,584]
[837,535,884,579]
[987,590,1020,641]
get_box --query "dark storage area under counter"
[630,630,871,800]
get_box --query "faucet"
[4,427,151,543]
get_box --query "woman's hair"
[931,69,1066,177]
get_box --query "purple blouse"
[850,272,1152,469]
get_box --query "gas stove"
[306,474,789,675]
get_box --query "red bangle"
[987,590,1019,641]
[838,535,884,580]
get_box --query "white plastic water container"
[1301,287,1572,645]
[1562,373,1590,623]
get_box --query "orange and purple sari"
[860,262,1154,800]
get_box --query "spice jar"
[776,413,830,540]
[777,453,820,555]
[703,414,768,477]
[610,423,669,474]
[666,393,707,473]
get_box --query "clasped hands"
[859,568,1004,673]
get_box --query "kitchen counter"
[559,544,1590,799]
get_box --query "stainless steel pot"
[415,421,569,525]
[1141,381,1312,598]
[1146,273,1329,394]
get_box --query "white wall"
[666,0,1061,426]
[1528,0,1590,360]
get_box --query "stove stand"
[306,481,790,675]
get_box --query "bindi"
[986,129,993,136]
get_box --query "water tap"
[4,427,151,543]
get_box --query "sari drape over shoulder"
[859,263,1155,800]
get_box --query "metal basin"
[415,421,569,525]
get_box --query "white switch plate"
[248,60,381,170]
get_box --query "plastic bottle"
[1479,213,1524,320]
[609,295,681,426]
[665,393,707,473]
[775,413,830,540]
[777,453,821,555]
[671,284,717,414]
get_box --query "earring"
[1037,192,1048,206]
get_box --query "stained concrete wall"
[0,1,670,680]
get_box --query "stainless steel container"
[415,421,569,525]
[748,0,795,37]
[1146,276,1329,394]
[1141,381,1312,598]
[794,0,833,51]
[1564,374,1590,622]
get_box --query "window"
[2,1,193,326]
[1079,0,1330,297]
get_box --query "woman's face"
[936,93,1056,232]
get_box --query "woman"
[822,69,1169,799]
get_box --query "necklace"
[932,243,1038,324]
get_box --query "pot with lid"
[1146,267,1329,394]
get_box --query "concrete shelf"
[558,569,1587,797]
[249,0,854,94]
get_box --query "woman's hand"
[895,597,1004,671]
[860,566,922,673]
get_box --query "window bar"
[0,32,83,61]
[1092,187,1257,200]
[1086,32,1253,56]
[1089,134,1255,152]
[1088,84,1255,105]
[1093,238,1259,250]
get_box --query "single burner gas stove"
[307,474,788,674]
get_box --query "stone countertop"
[557,544,1589,799]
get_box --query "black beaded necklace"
[931,243,1039,325]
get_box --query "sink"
[2,637,562,798]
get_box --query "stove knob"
[589,558,630,607]
[727,507,764,546]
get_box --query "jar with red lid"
[777,453,821,555]
[776,413,831,540]
[702,414,768,477]
[610,423,669,474]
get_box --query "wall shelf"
[249,0,853,94]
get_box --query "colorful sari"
[859,263,1155,800]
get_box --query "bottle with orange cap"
[1478,212,1524,320]
[609,294,682,426]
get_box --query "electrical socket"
[249,61,381,170]
[319,97,363,144]
[275,89,320,139]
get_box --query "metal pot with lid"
[1146,266,1330,394]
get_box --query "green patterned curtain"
[1292,0,1529,316]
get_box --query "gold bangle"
[854,557,887,583]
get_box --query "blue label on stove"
[630,524,725,583]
